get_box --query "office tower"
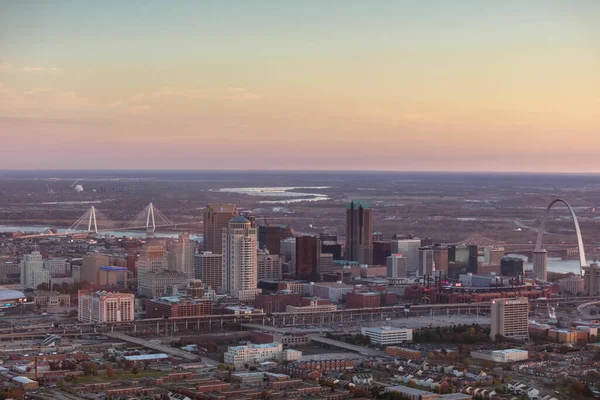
[468,245,478,273]
[387,254,407,280]
[20,251,49,289]
[136,240,186,297]
[418,247,434,276]
[167,233,196,279]
[391,239,420,275]
[372,232,384,242]
[372,241,392,266]
[240,210,257,227]
[203,203,238,254]
[222,216,260,301]
[258,224,294,255]
[194,251,222,290]
[319,253,334,276]
[78,291,135,323]
[319,234,337,242]
[257,249,283,281]
[484,246,505,265]
[345,200,373,264]
[490,297,529,341]
[500,257,524,277]
[584,263,600,295]
[280,238,297,276]
[80,253,110,285]
[321,241,342,260]
[432,245,449,273]
[532,250,548,281]
[44,258,69,277]
[295,235,320,281]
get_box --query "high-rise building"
[391,239,420,275]
[295,236,320,281]
[532,250,548,281]
[194,251,222,290]
[484,246,505,265]
[204,203,238,255]
[167,233,196,279]
[500,257,524,278]
[136,240,182,297]
[321,241,342,260]
[78,291,135,323]
[136,240,168,274]
[559,276,584,295]
[490,297,529,341]
[418,247,434,276]
[584,263,600,296]
[387,254,407,280]
[44,258,69,277]
[257,250,283,281]
[373,241,392,266]
[81,253,127,287]
[222,216,260,301]
[20,251,49,289]
[432,245,449,273]
[372,232,384,242]
[258,225,294,255]
[468,245,478,273]
[345,200,373,264]
[319,253,334,276]
[280,238,297,276]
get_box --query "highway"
[0,296,596,341]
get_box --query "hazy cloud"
[126,105,152,114]
[225,87,265,101]
[22,66,62,74]
[0,61,11,72]
[24,87,53,95]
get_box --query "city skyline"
[1,1,600,172]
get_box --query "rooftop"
[347,200,371,209]
[363,326,411,333]
[230,216,250,223]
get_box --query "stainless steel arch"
[535,198,587,274]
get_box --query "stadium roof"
[0,289,26,301]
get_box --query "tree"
[37,282,49,291]
[82,361,98,376]
[68,310,78,318]
[132,365,140,375]
[56,379,66,389]
[106,364,114,378]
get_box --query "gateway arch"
[535,198,587,276]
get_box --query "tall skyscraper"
[500,257,524,278]
[490,297,529,341]
[137,240,188,297]
[372,241,392,266]
[418,247,434,276]
[532,250,548,281]
[222,216,260,302]
[20,251,49,289]
[81,253,110,285]
[194,251,222,290]
[387,254,407,280]
[203,203,238,254]
[257,249,283,281]
[467,245,479,273]
[167,233,196,279]
[345,200,373,264]
[391,239,420,275]
[432,245,449,273]
[258,224,294,255]
[584,263,600,296]
[296,235,320,281]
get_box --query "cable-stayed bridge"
[19,203,187,238]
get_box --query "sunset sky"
[1,1,599,171]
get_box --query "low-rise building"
[282,349,302,362]
[146,296,212,318]
[224,342,283,368]
[471,349,529,363]
[362,326,413,345]
[32,290,71,308]
[385,346,422,360]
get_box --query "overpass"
[104,332,202,362]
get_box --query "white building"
[282,349,302,362]
[222,216,261,301]
[20,251,50,289]
[418,247,434,276]
[78,291,135,323]
[224,342,283,367]
[391,239,420,274]
[387,254,407,280]
[306,282,353,302]
[471,349,529,363]
[138,270,189,298]
[558,276,584,295]
[361,326,413,345]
